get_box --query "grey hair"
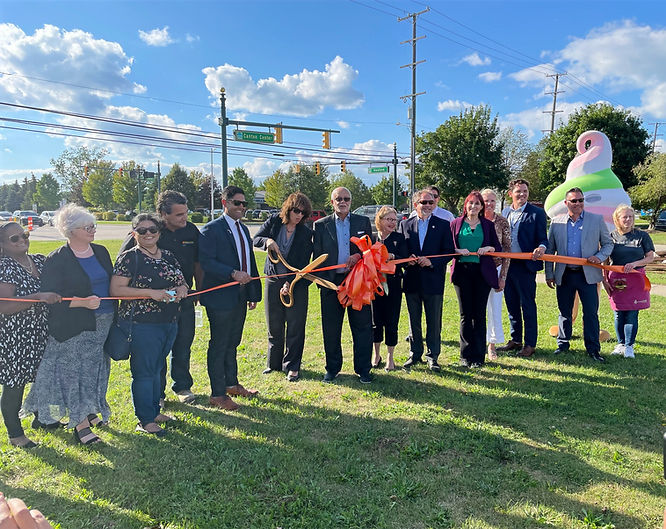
[331,187,352,201]
[480,188,497,199]
[54,203,96,238]
[412,189,433,205]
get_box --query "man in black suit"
[199,185,262,410]
[499,178,548,358]
[313,187,373,384]
[399,190,455,371]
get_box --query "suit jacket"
[503,202,548,272]
[398,215,454,295]
[545,211,613,285]
[41,243,114,342]
[312,213,373,284]
[253,213,313,278]
[449,216,502,289]
[199,215,261,310]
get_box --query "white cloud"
[0,23,135,114]
[138,26,174,47]
[437,99,473,112]
[509,63,556,87]
[202,56,364,116]
[502,100,587,139]
[461,53,490,67]
[4,148,11,153]
[478,71,502,83]
[133,82,147,94]
[0,167,50,184]
[242,158,278,179]
[0,133,5,140]
[185,33,199,43]
[337,121,350,129]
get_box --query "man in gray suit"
[545,187,613,361]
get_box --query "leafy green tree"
[21,174,39,209]
[370,174,405,206]
[328,171,374,208]
[0,184,8,210]
[498,127,531,183]
[192,170,221,210]
[113,162,140,212]
[229,167,256,207]
[263,169,291,208]
[539,103,650,195]
[82,160,115,209]
[162,163,196,207]
[33,173,61,210]
[630,153,666,229]
[5,181,23,211]
[289,165,329,210]
[50,145,108,204]
[415,105,509,211]
[515,137,549,203]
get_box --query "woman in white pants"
[481,190,511,360]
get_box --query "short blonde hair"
[612,204,635,230]
[54,203,96,238]
[480,188,497,199]
[375,206,398,231]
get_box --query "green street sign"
[233,130,275,143]
[368,166,389,174]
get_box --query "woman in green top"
[450,191,502,367]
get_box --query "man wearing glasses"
[199,185,261,410]
[408,185,455,222]
[313,187,374,384]
[545,187,613,362]
[399,190,455,371]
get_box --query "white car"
[40,211,56,226]
[0,211,12,222]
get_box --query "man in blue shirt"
[545,187,613,362]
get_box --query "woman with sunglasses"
[110,214,187,436]
[24,204,115,445]
[0,223,61,448]
[450,191,502,368]
[253,192,313,382]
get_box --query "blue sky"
[2,0,666,189]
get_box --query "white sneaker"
[611,344,625,355]
[624,345,635,358]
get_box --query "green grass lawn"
[3,241,665,528]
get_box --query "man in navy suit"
[313,187,374,384]
[499,179,548,358]
[199,185,262,410]
[399,190,455,371]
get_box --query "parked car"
[0,211,13,222]
[40,211,56,226]
[352,205,394,236]
[656,210,666,231]
[12,210,44,227]
[252,210,263,219]
[310,210,326,223]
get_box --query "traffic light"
[401,190,409,197]
[274,126,283,144]
[294,164,300,174]
[118,167,123,177]
[315,162,321,175]
[322,131,330,149]
[340,160,346,173]
[84,165,88,178]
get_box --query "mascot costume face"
[544,130,631,231]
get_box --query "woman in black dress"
[0,222,60,448]
[371,206,407,371]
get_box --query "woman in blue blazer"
[450,191,502,368]
[253,193,313,382]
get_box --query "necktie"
[236,221,248,273]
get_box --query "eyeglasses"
[419,200,434,205]
[384,217,398,222]
[135,226,159,235]
[334,196,351,202]
[231,199,248,207]
[80,224,97,233]
[8,232,30,243]
[567,198,585,204]
[292,208,304,215]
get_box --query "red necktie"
[236,221,248,273]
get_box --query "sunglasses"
[135,226,159,235]
[419,200,434,205]
[8,232,30,243]
[231,199,248,207]
[80,224,97,233]
[567,198,585,204]
[291,208,304,215]
[334,196,351,202]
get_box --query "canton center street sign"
[233,130,275,143]
[368,166,389,174]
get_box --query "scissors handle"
[279,287,295,308]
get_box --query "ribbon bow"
[267,247,338,307]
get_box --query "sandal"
[32,417,64,430]
[155,413,175,423]
[74,426,102,445]
[136,422,167,437]
[87,414,103,427]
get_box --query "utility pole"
[399,7,429,201]
[218,88,229,188]
[157,160,161,195]
[210,148,215,217]
[648,122,665,154]
[543,72,566,134]
[392,143,398,207]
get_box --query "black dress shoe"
[403,356,422,368]
[588,351,605,362]
[553,347,569,355]
[323,371,338,382]
[359,373,373,384]
[427,359,441,372]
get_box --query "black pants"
[265,278,309,372]
[206,289,248,397]
[453,262,492,364]
[1,384,25,438]
[372,278,402,346]
[556,268,600,354]
[405,290,443,360]
[160,299,196,397]
[320,277,372,376]
[504,261,538,347]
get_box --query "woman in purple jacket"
[450,191,502,368]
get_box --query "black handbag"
[104,250,138,361]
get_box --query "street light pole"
[219,87,229,188]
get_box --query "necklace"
[71,245,92,257]
[15,255,33,274]
[139,244,159,257]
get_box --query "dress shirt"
[223,214,252,273]
[417,214,432,250]
[410,206,454,223]
[566,211,585,259]
[503,203,527,253]
[335,213,351,270]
